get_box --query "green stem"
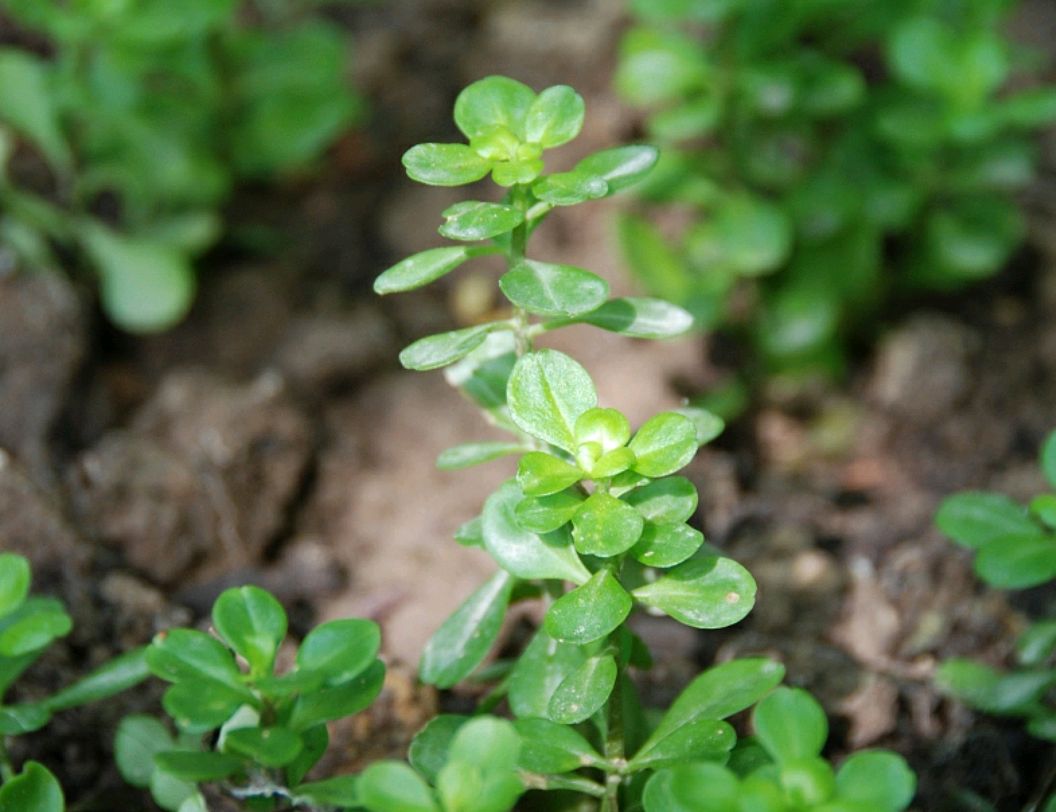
[600,670,626,812]
[508,183,532,355]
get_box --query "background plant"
[615,0,1056,377]
[0,553,149,812]
[935,430,1056,810]
[371,74,915,811]
[0,0,360,332]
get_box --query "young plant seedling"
[0,553,149,812]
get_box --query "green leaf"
[224,726,303,768]
[294,775,360,808]
[499,259,609,317]
[0,49,70,169]
[525,85,585,148]
[631,522,704,568]
[358,761,439,812]
[632,556,756,628]
[709,195,792,276]
[975,534,1056,589]
[617,214,694,307]
[437,717,523,812]
[835,751,916,811]
[482,481,590,584]
[44,647,149,712]
[286,724,329,787]
[1043,432,1056,489]
[632,659,783,768]
[162,678,249,731]
[754,687,828,763]
[532,170,609,206]
[115,715,173,789]
[0,598,72,657]
[516,452,583,496]
[296,618,380,685]
[0,704,50,735]
[571,492,645,557]
[643,763,739,812]
[420,570,514,688]
[455,516,484,548]
[677,407,725,445]
[508,627,588,718]
[155,751,242,782]
[629,718,736,772]
[1017,621,1056,667]
[402,143,491,186]
[438,442,526,472]
[1032,495,1056,530]
[615,28,707,107]
[491,157,544,188]
[149,768,196,812]
[400,324,498,371]
[623,477,697,524]
[513,718,603,773]
[936,492,1037,549]
[575,408,631,452]
[0,761,64,812]
[212,586,287,676]
[147,628,241,686]
[629,412,698,477]
[375,246,480,294]
[545,569,632,644]
[548,654,618,724]
[410,715,469,783]
[572,297,695,339]
[508,349,597,452]
[288,660,386,730]
[455,76,536,140]
[515,490,585,533]
[575,145,660,195]
[439,202,524,241]
[81,225,196,334]
[0,553,30,618]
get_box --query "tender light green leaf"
[212,586,286,676]
[294,775,360,808]
[508,628,588,719]
[525,85,585,148]
[1017,621,1056,667]
[44,647,149,711]
[575,145,660,195]
[149,768,196,812]
[573,297,695,339]
[515,490,585,533]
[632,556,756,628]
[0,598,72,657]
[297,618,380,685]
[289,660,386,730]
[492,157,544,187]
[975,534,1056,589]
[499,259,609,318]
[629,718,736,772]
[936,492,1037,549]
[0,704,49,735]
[1043,432,1056,489]
[409,715,469,783]
[482,481,590,584]
[643,762,739,812]
[632,658,784,769]
[455,76,537,140]
[0,761,64,812]
[514,718,603,773]
[439,202,524,241]
[455,516,484,548]
[437,717,524,812]
[507,349,597,452]
[224,726,303,768]
[358,761,439,812]
[0,49,70,169]
[516,451,583,496]
[571,492,645,557]
[575,408,631,452]
[162,678,249,731]
[754,687,828,763]
[589,447,636,478]
[375,246,479,294]
[545,569,632,644]
[420,571,513,688]
[779,757,836,806]
[629,412,698,477]
[402,143,491,186]
[147,628,241,686]
[81,225,196,334]
[400,324,497,371]
[548,654,617,724]
[836,751,916,811]
[0,553,30,618]
[532,170,609,206]
[1032,495,1056,529]
[676,406,725,445]
[631,522,704,568]
[155,751,242,782]
[115,715,174,789]
[624,477,698,524]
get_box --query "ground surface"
[2,1,1056,810]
